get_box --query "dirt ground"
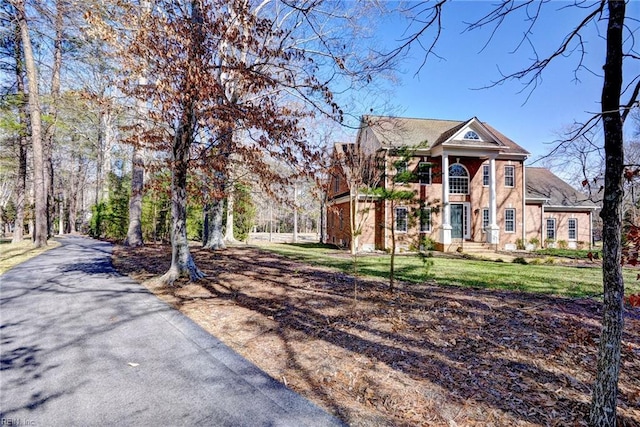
[111,243,640,426]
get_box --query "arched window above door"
[449,163,469,194]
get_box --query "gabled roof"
[361,115,529,156]
[526,167,598,209]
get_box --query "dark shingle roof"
[526,167,598,208]
[362,115,462,149]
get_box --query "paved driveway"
[0,236,343,426]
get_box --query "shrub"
[418,236,436,252]
[89,173,130,240]
[529,237,540,249]
[512,257,528,265]
[515,238,525,250]
[89,202,106,238]
[233,182,257,242]
[557,240,568,249]
[544,257,555,264]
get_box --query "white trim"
[568,218,578,241]
[482,164,490,187]
[449,163,470,194]
[546,217,556,241]
[327,193,380,206]
[481,208,489,234]
[522,164,527,243]
[395,206,409,233]
[504,208,516,233]
[504,165,515,188]
[543,206,599,212]
[418,161,433,185]
[420,206,432,232]
[450,202,471,239]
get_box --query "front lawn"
[259,243,640,298]
[0,238,60,275]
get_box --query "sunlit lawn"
[258,242,640,298]
[0,238,60,275]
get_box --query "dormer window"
[464,130,480,140]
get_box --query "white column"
[440,153,452,245]
[487,155,500,245]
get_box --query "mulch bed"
[112,243,640,426]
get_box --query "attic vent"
[464,131,479,140]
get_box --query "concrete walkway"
[0,236,343,427]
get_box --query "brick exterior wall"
[525,206,593,249]
[373,155,527,251]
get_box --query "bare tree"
[332,142,383,255]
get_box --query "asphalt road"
[0,236,343,427]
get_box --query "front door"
[451,204,463,239]
[450,203,469,239]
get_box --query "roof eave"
[543,205,600,211]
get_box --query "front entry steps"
[459,241,496,253]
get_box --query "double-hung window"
[546,218,556,240]
[504,208,515,233]
[418,162,432,185]
[482,208,489,232]
[395,207,408,233]
[420,207,431,232]
[333,174,340,193]
[504,165,515,187]
[482,164,489,186]
[568,218,577,240]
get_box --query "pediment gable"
[443,117,504,148]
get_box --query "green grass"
[0,238,60,275]
[258,242,640,298]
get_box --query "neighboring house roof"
[361,115,530,156]
[526,167,599,209]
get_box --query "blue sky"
[348,1,639,162]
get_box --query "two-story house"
[326,115,598,252]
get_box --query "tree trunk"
[589,1,626,425]
[68,152,82,234]
[125,2,150,247]
[203,197,225,249]
[12,134,27,243]
[95,120,104,205]
[159,117,204,284]
[389,201,395,291]
[12,22,27,244]
[349,190,358,255]
[14,0,47,247]
[124,146,144,246]
[159,0,205,285]
[202,202,209,244]
[44,0,63,238]
[58,191,64,235]
[223,188,236,242]
[320,196,326,243]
